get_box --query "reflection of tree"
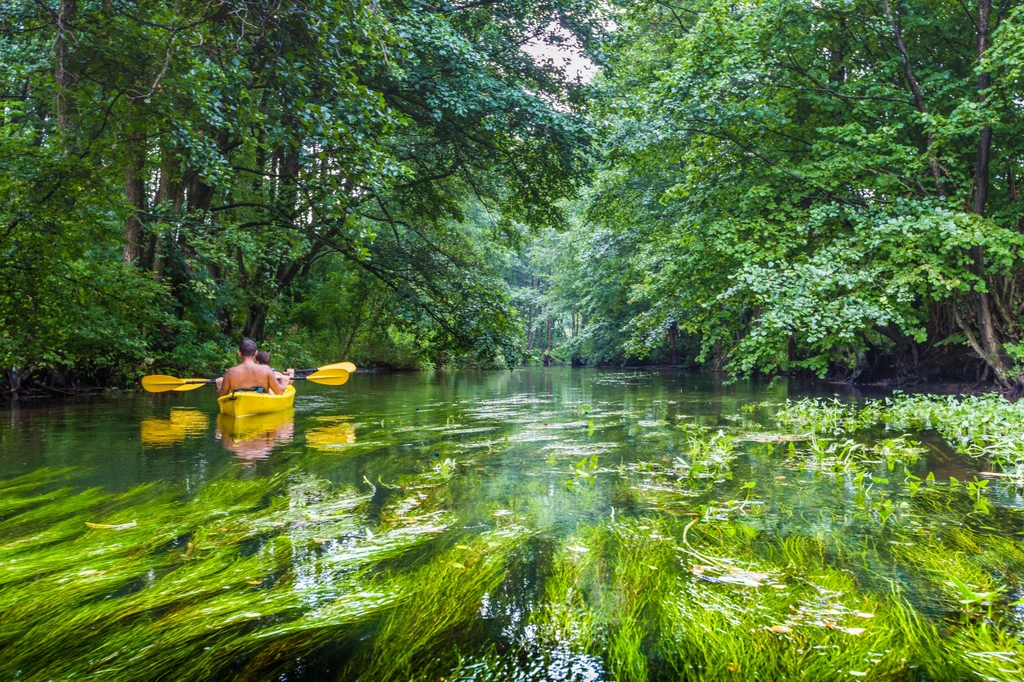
[216,411,295,465]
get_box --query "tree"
[1,0,602,392]
[570,0,1024,385]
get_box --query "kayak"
[218,385,295,417]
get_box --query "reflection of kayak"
[218,385,296,417]
[141,409,209,447]
[217,410,294,440]
[216,410,294,463]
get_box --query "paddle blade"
[312,362,357,374]
[304,368,350,386]
[172,380,211,392]
[142,375,186,393]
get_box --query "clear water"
[1,369,1022,680]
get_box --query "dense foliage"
[1,0,598,393]
[8,0,1024,392]
[540,0,1024,386]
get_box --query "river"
[1,368,1021,680]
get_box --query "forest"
[4,0,1024,394]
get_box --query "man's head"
[255,351,271,366]
[239,338,258,359]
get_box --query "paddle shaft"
[166,375,321,386]
[143,365,350,392]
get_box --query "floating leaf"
[716,568,770,587]
[85,521,137,530]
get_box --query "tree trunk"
[669,322,679,365]
[54,0,76,133]
[244,304,269,341]
[526,276,536,351]
[883,0,945,196]
[123,145,146,264]
[151,151,182,278]
[973,0,993,219]
[963,0,1013,385]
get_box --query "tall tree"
[571,0,1024,385]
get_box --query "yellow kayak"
[218,385,295,417]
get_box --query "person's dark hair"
[255,351,271,365]
[239,339,258,358]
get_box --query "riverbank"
[4,362,1009,403]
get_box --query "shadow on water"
[2,368,1024,680]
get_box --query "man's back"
[220,363,276,395]
[217,339,292,397]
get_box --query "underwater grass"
[352,526,530,681]
[0,465,468,680]
[8,379,1024,681]
[502,507,1024,681]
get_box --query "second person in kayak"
[217,339,294,397]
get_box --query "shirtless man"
[217,339,294,397]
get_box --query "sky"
[522,27,597,83]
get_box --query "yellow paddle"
[142,376,213,393]
[304,367,350,386]
[142,367,350,393]
[296,361,357,374]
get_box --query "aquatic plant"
[8,376,1024,681]
[678,424,737,479]
[0,466,467,680]
[353,526,530,681]
[513,517,963,681]
[775,393,1024,465]
[776,397,860,434]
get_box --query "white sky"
[522,28,597,83]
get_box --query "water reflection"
[305,416,357,452]
[140,408,209,448]
[216,410,294,463]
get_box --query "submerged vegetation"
[4,374,1024,680]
